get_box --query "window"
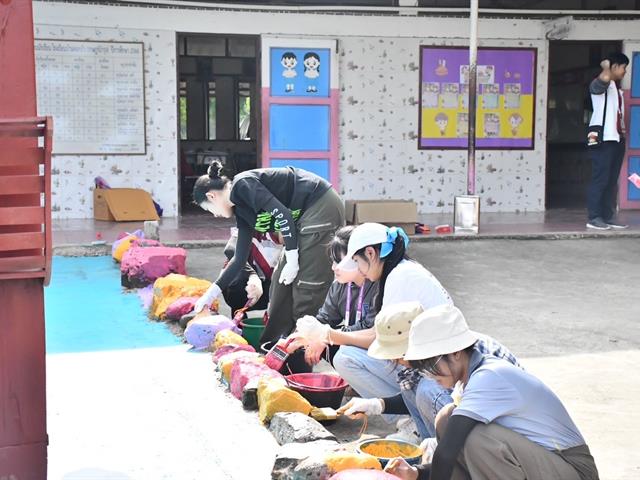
[238,81,252,140]
[208,81,217,140]
[179,81,187,140]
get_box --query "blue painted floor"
[45,256,181,354]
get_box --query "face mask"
[201,199,221,216]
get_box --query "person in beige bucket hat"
[367,301,425,360]
[340,303,521,444]
[384,304,599,480]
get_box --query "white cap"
[404,304,478,361]
[337,223,389,269]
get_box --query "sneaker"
[586,218,611,230]
[604,219,629,229]
[386,418,421,445]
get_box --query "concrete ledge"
[53,229,640,256]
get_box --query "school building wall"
[33,1,640,218]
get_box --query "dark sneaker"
[586,218,611,230]
[604,219,629,229]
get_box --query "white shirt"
[589,80,624,143]
[382,260,452,310]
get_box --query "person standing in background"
[586,53,629,230]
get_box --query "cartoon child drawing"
[435,112,449,136]
[435,59,448,76]
[509,113,524,136]
[303,52,320,92]
[281,52,297,92]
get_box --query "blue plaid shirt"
[397,334,521,391]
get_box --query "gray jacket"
[316,280,378,331]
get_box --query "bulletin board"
[418,46,537,150]
[34,39,146,155]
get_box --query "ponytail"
[354,229,409,313]
[374,236,409,312]
[192,161,230,205]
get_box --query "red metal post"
[0,1,50,478]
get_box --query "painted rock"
[164,296,199,321]
[230,359,282,400]
[121,246,187,288]
[184,315,240,350]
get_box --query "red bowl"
[285,373,348,392]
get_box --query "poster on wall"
[35,39,146,155]
[270,47,330,97]
[418,46,537,150]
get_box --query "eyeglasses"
[421,355,444,377]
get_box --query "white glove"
[296,315,330,343]
[193,283,222,313]
[341,397,384,417]
[451,380,464,406]
[419,438,438,464]
[245,274,263,306]
[278,249,299,285]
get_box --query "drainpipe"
[467,0,478,196]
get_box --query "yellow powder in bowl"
[360,440,422,460]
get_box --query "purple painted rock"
[121,246,187,288]
[183,315,239,350]
[165,296,199,321]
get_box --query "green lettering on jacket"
[254,209,301,233]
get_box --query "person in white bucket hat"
[385,304,599,480]
[339,302,521,444]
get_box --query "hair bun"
[207,161,223,179]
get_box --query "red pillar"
[0,1,49,478]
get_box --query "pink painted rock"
[121,246,187,288]
[165,296,199,321]
[230,359,283,400]
[212,344,256,364]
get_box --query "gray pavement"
[188,238,640,358]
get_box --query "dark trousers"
[261,189,345,344]
[587,140,625,221]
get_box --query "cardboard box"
[345,200,417,234]
[93,188,160,222]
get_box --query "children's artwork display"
[419,46,537,150]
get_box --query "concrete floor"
[185,238,640,480]
[52,208,640,249]
[45,238,640,479]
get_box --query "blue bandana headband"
[380,226,409,258]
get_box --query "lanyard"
[345,282,366,326]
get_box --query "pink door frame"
[260,37,340,189]
[620,90,640,209]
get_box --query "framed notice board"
[419,46,537,150]
[35,39,146,155]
